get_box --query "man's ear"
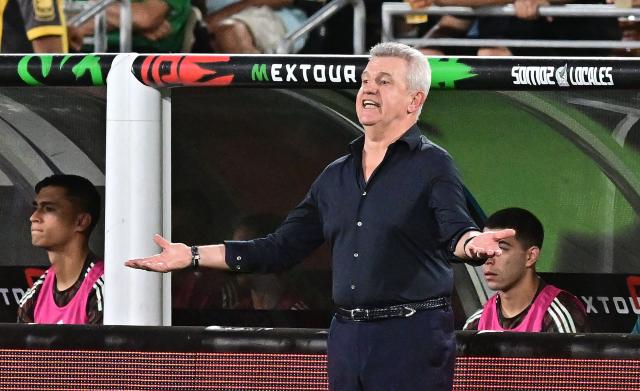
[408,91,426,114]
[75,212,92,234]
[525,246,540,268]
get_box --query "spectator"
[70,0,191,52]
[464,207,589,332]
[1,0,68,52]
[205,0,307,53]
[18,174,104,324]
[413,0,621,56]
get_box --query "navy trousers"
[327,306,455,391]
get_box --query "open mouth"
[362,100,380,109]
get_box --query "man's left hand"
[465,229,516,259]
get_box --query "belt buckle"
[403,306,416,318]
[349,308,368,321]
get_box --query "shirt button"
[236,265,241,270]
[350,284,356,290]
[236,256,242,261]
[353,253,359,258]
[356,221,363,227]
[362,191,367,196]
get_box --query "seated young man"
[18,174,104,325]
[464,207,589,332]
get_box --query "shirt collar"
[348,123,422,155]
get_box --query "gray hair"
[369,42,431,98]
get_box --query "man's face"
[482,229,534,292]
[356,56,415,129]
[30,186,83,251]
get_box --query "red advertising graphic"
[139,55,234,87]
[626,275,640,312]
[24,268,45,288]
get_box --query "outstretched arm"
[125,234,229,273]
[453,229,516,260]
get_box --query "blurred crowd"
[2,0,640,55]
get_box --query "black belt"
[335,297,449,322]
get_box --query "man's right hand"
[407,0,433,9]
[125,234,191,273]
[514,0,549,20]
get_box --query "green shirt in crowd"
[106,0,190,52]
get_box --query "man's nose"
[362,84,377,94]
[30,210,40,222]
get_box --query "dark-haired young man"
[18,174,104,324]
[464,207,588,332]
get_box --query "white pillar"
[104,53,166,325]
[161,89,172,326]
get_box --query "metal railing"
[67,0,132,52]
[277,0,366,54]
[382,3,640,49]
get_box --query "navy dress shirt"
[225,124,478,308]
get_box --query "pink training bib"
[478,284,561,332]
[34,260,104,324]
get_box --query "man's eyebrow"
[32,201,56,207]
[376,72,393,79]
[360,71,393,79]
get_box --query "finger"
[493,229,516,240]
[469,245,483,257]
[126,259,154,269]
[124,260,139,268]
[153,234,171,249]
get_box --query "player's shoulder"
[463,308,484,330]
[18,269,48,307]
[544,290,586,333]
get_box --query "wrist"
[190,245,200,269]
[463,236,474,258]
[462,231,481,258]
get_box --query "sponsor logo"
[512,66,556,86]
[511,64,614,87]
[33,0,55,21]
[581,296,640,315]
[555,64,569,87]
[0,288,26,306]
[251,63,357,84]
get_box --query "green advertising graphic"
[428,58,477,89]
[17,54,108,86]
